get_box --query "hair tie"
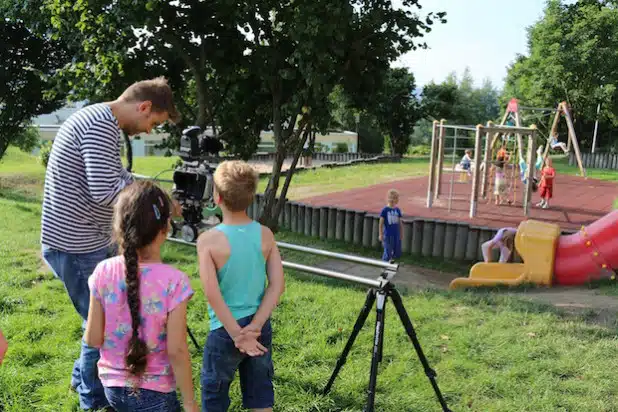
[153,204,161,220]
[158,196,164,207]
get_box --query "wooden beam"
[562,104,586,177]
[469,125,484,218]
[489,108,511,155]
[514,108,525,161]
[523,132,537,216]
[542,104,562,162]
[480,121,494,199]
[482,126,537,135]
[426,120,439,207]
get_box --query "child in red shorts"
[536,157,555,209]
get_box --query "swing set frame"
[501,98,586,177]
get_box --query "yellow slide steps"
[449,220,561,289]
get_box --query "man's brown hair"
[120,76,181,123]
[213,160,259,212]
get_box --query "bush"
[407,145,431,156]
[314,142,330,153]
[333,142,348,153]
[39,140,53,168]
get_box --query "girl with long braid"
[84,181,198,411]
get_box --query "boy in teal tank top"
[196,160,285,412]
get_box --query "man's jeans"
[42,244,113,411]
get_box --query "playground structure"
[502,98,586,177]
[449,209,618,289]
[426,119,540,218]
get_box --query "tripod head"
[378,260,398,287]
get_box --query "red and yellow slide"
[449,210,618,289]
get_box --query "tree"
[42,0,446,230]
[0,19,69,160]
[502,0,618,148]
[229,1,446,229]
[366,68,421,155]
[43,0,264,158]
[329,84,386,154]
[415,69,500,144]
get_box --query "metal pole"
[276,241,398,272]
[592,102,601,154]
[448,128,457,213]
[166,236,387,288]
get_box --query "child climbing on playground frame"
[481,227,518,263]
[379,189,403,262]
[537,157,556,209]
[459,149,472,182]
[492,157,508,205]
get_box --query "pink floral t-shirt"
[88,256,194,393]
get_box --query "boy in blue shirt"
[379,189,404,262]
[196,160,285,412]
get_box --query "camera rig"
[169,126,224,242]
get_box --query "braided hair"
[112,180,171,377]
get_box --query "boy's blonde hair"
[213,160,259,212]
[387,189,399,201]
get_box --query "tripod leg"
[187,326,201,351]
[365,289,387,412]
[323,288,377,395]
[389,288,452,412]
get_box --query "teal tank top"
[208,221,267,331]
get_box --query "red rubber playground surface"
[299,173,618,231]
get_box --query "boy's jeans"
[201,315,274,411]
[382,235,402,262]
[42,244,112,411]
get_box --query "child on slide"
[85,180,198,411]
[481,227,517,263]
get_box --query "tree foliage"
[30,0,446,229]
[366,68,421,155]
[502,0,618,148]
[415,68,500,146]
[0,18,68,160]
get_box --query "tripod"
[323,277,452,412]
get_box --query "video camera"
[170,126,224,242]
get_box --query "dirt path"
[315,259,618,325]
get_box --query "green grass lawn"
[2,148,618,410]
[3,171,618,411]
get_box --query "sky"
[392,0,551,90]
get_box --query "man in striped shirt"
[41,77,180,410]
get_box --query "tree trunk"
[259,149,287,230]
[194,75,209,129]
[259,115,310,231]
[0,138,10,161]
[273,123,312,221]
